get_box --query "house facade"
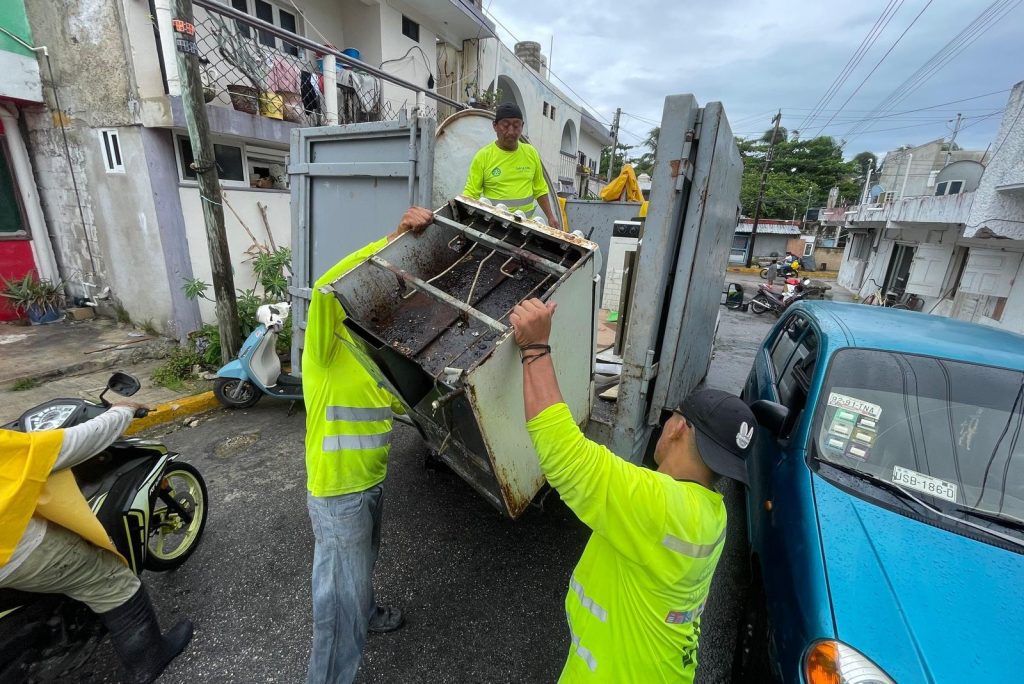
[0,0,60,320]
[730,219,805,265]
[835,81,1024,334]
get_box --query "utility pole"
[745,110,782,267]
[171,0,241,362]
[944,112,962,166]
[606,107,621,181]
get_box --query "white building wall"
[179,186,291,322]
[966,81,1024,240]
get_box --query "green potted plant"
[1,272,65,325]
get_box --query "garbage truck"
[289,94,742,518]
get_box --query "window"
[230,0,301,56]
[246,145,288,190]
[771,314,807,376]
[590,159,598,173]
[849,232,871,261]
[177,136,245,183]
[99,129,124,173]
[543,102,549,116]
[549,105,556,120]
[778,330,817,411]
[803,240,814,257]
[1,140,27,236]
[402,15,420,42]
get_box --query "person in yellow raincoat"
[0,405,192,684]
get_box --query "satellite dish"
[869,184,884,200]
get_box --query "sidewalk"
[0,318,214,426]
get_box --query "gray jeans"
[0,524,140,614]
[306,485,384,684]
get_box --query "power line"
[797,0,904,131]
[485,8,615,129]
[844,0,1021,142]
[811,0,935,138]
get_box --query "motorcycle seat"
[277,373,302,387]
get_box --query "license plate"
[891,466,958,502]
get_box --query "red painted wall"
[0,240,36,321]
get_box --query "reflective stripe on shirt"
[322,432,392,452]
[326,405,393,421]
[569,575,608,622]
[661,526,727,558]
[570,632,599,672]
[482,194,536,209]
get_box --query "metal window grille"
[183,1,445,128]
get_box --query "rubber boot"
[100,585,193,684]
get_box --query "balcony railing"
[178,0,454,127]
[558,151,577,181]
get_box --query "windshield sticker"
[892,465,958,502]
[828,393,883,420]
[824,394,882,462]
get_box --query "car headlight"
[804,640,894,684]
[24,403,79,431]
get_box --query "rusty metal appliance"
[326,197,598,518]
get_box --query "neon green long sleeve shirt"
[303,237,405,497]
[527,403,727,683]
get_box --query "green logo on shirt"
[491,168,502,177]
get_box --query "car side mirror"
[751,400,789,437]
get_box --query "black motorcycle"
[749,282,808,316]
[0,373,208,682]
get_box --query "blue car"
[733,301,1024,683]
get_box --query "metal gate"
[289,112,435,369]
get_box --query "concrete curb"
[125,391,221,435]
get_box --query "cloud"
[487,0,1023,156]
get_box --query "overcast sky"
[487,0,1023,158]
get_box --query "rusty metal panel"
[649,102,743,419]
[327,198,597,518]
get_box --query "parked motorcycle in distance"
[749,281,810,316]
[213,302,301,408]
[760,263,800,279]
[0,373,208,683]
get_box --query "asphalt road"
[66,289,779,684]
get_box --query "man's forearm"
[522,353,564,421]
[535,195,558,226]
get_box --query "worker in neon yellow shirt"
[463,102,561,229]
[303,206,434,684]
[509,298,757,682]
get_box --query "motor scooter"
[213,302,302,408]
[0,372,208,682]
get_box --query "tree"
[600,142,633,178]
[761,126,788,143]
[630,126,659,175]
[852,151,877,181]
[738,135,859,219]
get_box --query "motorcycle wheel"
[145,462,209,572]
[759,268,768,279]
[750,295,772,315]
[214,377,261,408]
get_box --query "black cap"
[677,388,756,484]
[494,102,523,123]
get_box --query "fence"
[186,0,448,126]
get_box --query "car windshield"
[814,349,1024,525]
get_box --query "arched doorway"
[558,119,579,191]
[488,75,527,135]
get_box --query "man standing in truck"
[463,102,561,229]
[303,206,433,684]
[509,297,756,682]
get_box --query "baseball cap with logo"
[676,388,756,484]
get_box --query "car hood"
[813,474,1024,683]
